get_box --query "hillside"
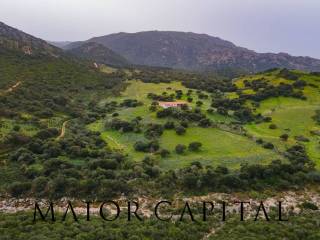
[66,41,130,67]
[0,22,62,57]
[0,21,319,206]
[88,80,281,169]
[64,31,320,73]
[2,18,320,240]
[234,69,320,165]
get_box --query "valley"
[1,21,320,239]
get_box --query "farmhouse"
[158,101,188,109]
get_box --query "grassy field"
[234,70,320,167]
[100,80,233,124]
[89,119,280,169]
[0,113,67,143]
[0,118,38,140]
[88,80,283,170]
[158,127,279,169]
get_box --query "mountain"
[64,31,320,73]
[66,41,130,67]
[0,22,62,57]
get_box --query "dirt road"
[5,81,22,93]
[56,120,69,140]
[0,81,22,96]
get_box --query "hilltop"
[0,22,62,57]
[0,22,128,67]
[64,31,320,74]
[66,41,130,67]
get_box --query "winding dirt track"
[56,120,69,140]
[5,81,22,93]
[0,81,22,96]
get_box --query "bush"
[301,202,318,210]
[35,128,59,140]
[180,120,189,128]
[187,97,193,102]
[5,133,31,145]
[188,142,202,151]
[280,133,289,141]
[32,177,49,195]
[199,118,212,128]
[159,149,170,158]
[175,144,186,154]
[134,141,159,153]
[144,124,163,139]
[175,126,186,135]
[269,123,277,129]
[89,159,118,170]
[164,121,175,129]
[220,175,242,189]
[13,125,20,131]
[294,135,310,142]
[196,101,203,107]
[8,182,31,197]
[207,108,214,114]
[149,105,157,112]
[263,142,274,149]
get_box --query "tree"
[134,141,149,152]
[188,142,202,151]
[175,126,186,135]
[182,173,198,189]
[216,165,229,175]
[280,133,289,141]
[160,149,170,158]
[263,142,274,149]
[164,121,175,129]
[199,118,212,128]
[32,176,49,196]
[187,97,193,103]
[149,105,157,112]
[13,125,20,132]
[196,101,203,107]
[134,140,159,153]
[180,120,189,128]
[175,144,186,154]
[5,132,31,145]
[207,108,214,114]
[217,107,228,115]
[220,175,242,189]
[17,152,35,164]
[269,123,277,129]
[144,124,164,139]
[8,182,31,197]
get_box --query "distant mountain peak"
[1,22,320,73]
[65,30,320,73]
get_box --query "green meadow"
[89,80,282,170]
[235,70,320,167]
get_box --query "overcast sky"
[1,0,319,58]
